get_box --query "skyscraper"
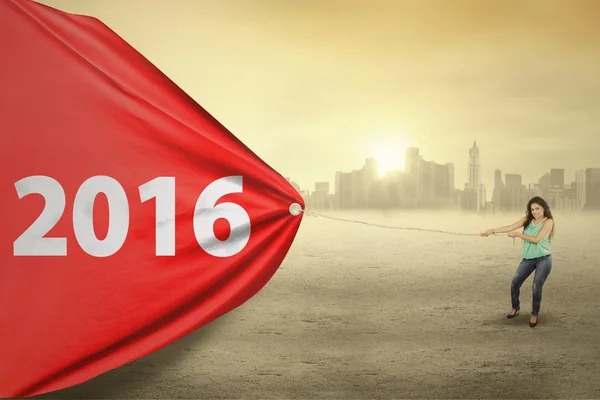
[584,168,600,210]
[492,169,503,210]
[505,174,522,187]
[405,147,420,176]
[550,168,565,188]
[447,162,455,199]
[405,147,421,207]
[365,158,378,182]
[494,169,503,187]
[468,141,483,211]
[576,170,586,210]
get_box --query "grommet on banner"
[289,203,303,216]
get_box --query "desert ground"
[36,210,600,399]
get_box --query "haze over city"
[36,0,600,194]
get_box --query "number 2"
[13,176,67,256]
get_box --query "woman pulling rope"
[480,196,555,328]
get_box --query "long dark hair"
[523,196,555,240]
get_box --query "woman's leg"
[510,258,536,311]
[531,255,553,316]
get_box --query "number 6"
[193,176,251,257]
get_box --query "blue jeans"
[510,255,553,315]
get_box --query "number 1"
[139,177,176,256]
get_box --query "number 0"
[73,176,130,257]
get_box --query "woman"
[480,196,555,328]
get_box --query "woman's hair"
[523,196,555,240]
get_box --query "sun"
[370,138,408,178]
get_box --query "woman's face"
[530,203,544,219]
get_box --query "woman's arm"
[510,219,554,244]
[480,216,527,236]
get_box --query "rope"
[302,209,520,247]
[303,209,477,236]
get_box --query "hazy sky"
[37,0,600,194]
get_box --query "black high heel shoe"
[506,307,520,319]
[529,315,538,327]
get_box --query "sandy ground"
[34,211,600,399]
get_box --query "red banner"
[0,0,304,397]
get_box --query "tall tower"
[468,141,482,211]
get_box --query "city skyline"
[290,134,599,195]
[295,147,599,213]
[293,141,596,202]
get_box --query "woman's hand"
[508,231,520,239]
[479,229,494,237]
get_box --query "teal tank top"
[522,219,551,259]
